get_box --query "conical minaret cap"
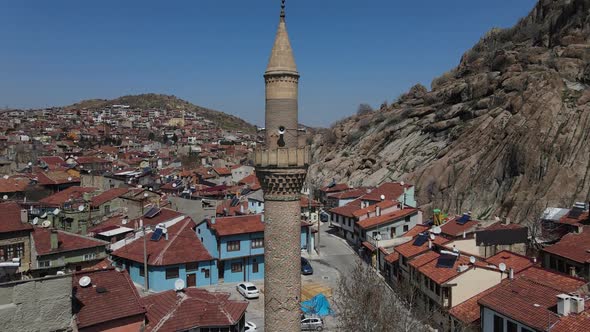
[265,5,298,76]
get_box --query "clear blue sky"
[0,0,537,127]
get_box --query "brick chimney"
[50,230,59,250]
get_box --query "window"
[186,262,198,271]
[253,259,259,273]
[83,253,96,261]
[435,284,441,295]
[521,328,533,332]
[0,243,25,261]
[405,216,411,223]
[251,238,264,249]
[165,267,179,279]
[139,265,145,277]
[493,315,504,332]
[203,268,210,278]
[38,260,51,268]
[227,240,240,252]
[403,225,409,233]
[549,256,557,269]
[104,205,110,214]
[507,320,517,332]
[231,262,243,273]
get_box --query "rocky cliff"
[309,0,590,222]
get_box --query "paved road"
[201,221,358,332]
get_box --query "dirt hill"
[310,0,590,222]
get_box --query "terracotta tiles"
[485,250,533,273]
[91,187,129,207]
[357,208,417,230]
[38,186,96,206]
[73,268,145,329]
[33,227,108,255]
[0,201,33,233]
[142,288,248,332]
[207,214,264,236]
[542,227,590,264]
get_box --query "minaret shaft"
[255,2,309,332]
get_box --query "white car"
[237,282,259,299]
[245,321,257,331]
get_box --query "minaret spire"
[280,0,285,19]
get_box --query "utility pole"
[142,222,149,292]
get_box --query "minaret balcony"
[254,145,310,169]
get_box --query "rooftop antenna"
[432,226,442,234]
[498,262,506,272]
[78,205,85,212]
[469,256,476,264]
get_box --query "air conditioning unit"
[570,296,585,314]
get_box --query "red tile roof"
[395,233,449,259]
[408,250,440,268]
[329,198,362,218]
[208,214,264,236]
[418,254,477,284]
[550,307,590,332]
[478,266,586,331]
[142,288,248,332]
[215,199,249,216]
[361,241,376,252]
[558,210,589,226]
[32,227,108,255]
[112,218,213,265]
[0,178,29,193]
[73,268,145,329]
[384,251,399,264]
[361,182,413,202]
[449,283,501,325]
[300,195,321,208]
[35,171,80,185]
[485,250,533,274]
[357,208,417,230]
[0,201,33,233]
[39,156,66,170]
[403,224,429,238]
[320,183,349,193]
[327,188,370,200]
[542,227,590,264]
[439,216,479,237]
[39,186,97,206]
[485,221,527,231]
[130,208,185,229]
[213,167,232,176]
[352,200,397,218]
[91,188,129,207]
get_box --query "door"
[186,273,196,287]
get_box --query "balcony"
[254,146,311,168]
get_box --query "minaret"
[255,1,310,331]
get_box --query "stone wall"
[0,274,73,332]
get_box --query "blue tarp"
[300,293,333,317]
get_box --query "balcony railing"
[254,146,311,168]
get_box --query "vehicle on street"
[237,282,259,299]
[301,316,324,331]
[301,257,313,275]
[245,321,257,331]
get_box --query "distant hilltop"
[65,93,256,133]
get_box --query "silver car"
[301,316,324,331]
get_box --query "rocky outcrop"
[310,0,590,222]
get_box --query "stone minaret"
[255,1,310,331]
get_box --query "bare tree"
[333,261,430,332]
[356,103,374,116]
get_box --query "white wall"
[449,268,504,307]
[482,307,535,332]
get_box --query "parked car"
[237,282,259,299]
[245,321,257,331]
[301,316,323,331]
[301,257,313,275]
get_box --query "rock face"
[310,0,590,222]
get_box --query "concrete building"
[254,1,311,330]
[0,202,33,278]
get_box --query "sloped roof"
[485,250,533,274]
[142,288,248,332]
[361,182,413,202]
[357,208,417,230]
[266,14,297,75]
[39,186,96,206]
[0,201,33,233]
[33,227,108,256]
[0,178,30,193]
[439,216,479,237]
[112,218,213,266]
[91,188,129,207]
[207,214,265,236]
[542,227,590,264]
[73,268,145,329]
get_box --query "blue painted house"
[196,214,311,284]
[111,217,218,292]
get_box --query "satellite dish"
[78,205,85,212]
[469,256,476,264]
[122,218,128,225]
[74,156,78,160]
[41,212,47,218]
[498,263,507,272]
[432,226,442,234]
[429,233,435,240]
[67,177,73,181]
[174,279,185,291]
[2,195,7,200]
[42,220,51,228]
[380,194,385,201]
[144,192,149,197]
[2,175,8,180]
[28,162,32,166]
[56,271,65,275]
[33,217,39,225]
[137,185,142,188]
[78,276,92,287]
[53,208,61,215]
[172,183,177,188]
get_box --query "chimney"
[509,268,514,280]
[569,266,577,277]
[428,239,432,249]
[50,230,59,250]
[557,294,572,316]
[504,217,511,226]
[211,217,216,224]
[575,224,584,234]
[20,209,28,224]
[376,206,381,217]
[570,296,585,314]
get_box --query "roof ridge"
[151,292,188,332]
[152,217,191,265]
